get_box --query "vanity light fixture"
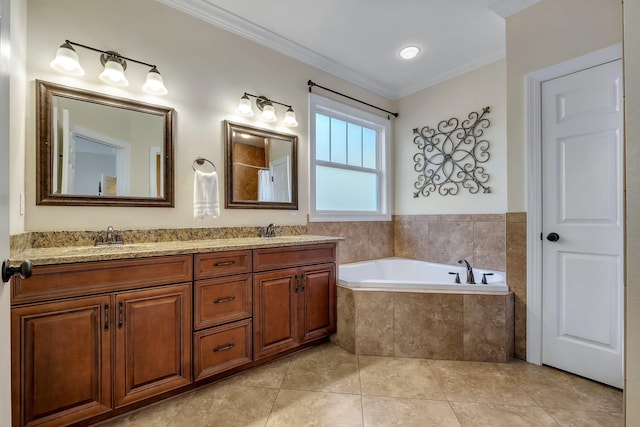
[234,92,298,127]
[50,40,168,95]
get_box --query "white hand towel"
[193,170,220,219]
[258,169,274,202]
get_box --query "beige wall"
[505,0,622,212]
[624,0,640,423]
[8,0,26,235]
[394,59,507,215]
[21,0,393,232]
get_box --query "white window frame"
[309,93,392,222]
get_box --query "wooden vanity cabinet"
[11,255,192,427]
[253,244,336,360]
[10,243,337,426]
[193,251,253,381]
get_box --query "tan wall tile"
[394,219,429,261]
[428,221,474,265]
[463,294,514,362]
[474,221,507,271]
[368,222,394,260]
[355,291,395,356]
[506,216,527,360]
[395,293,463,359]
[507,212,527,223]
[332,286,356,353]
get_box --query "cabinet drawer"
[195,250,252,279]
[193,319,252,381]
[194,274,252,330]
[11,255,193,305]
[253,244,336,272]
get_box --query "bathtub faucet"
[458,259,475,284]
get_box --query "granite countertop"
[10,235,344,266]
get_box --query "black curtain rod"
[307,80,399,118]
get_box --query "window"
[309,93,391,221]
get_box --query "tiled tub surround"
[310,213,528,359]
[394,214,507,272]
[333,286,514,362]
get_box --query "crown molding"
[156,0,396,99]
[489,0,543,18]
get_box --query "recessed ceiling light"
[400,46,420,60]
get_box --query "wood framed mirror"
[224,120,298,210]
[36,80,174,207]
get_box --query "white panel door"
[270,155,291,202]
[542,59,623,388]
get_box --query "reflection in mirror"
[225,121,297,209]
[37,80,174,207]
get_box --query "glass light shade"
[235,95,254,116]
[282,107,299,127]
[99,59,129,87]
[261,104,277,123]
[142,67,168,95]
[50,43,85,76]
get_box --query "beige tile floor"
[98,343,623,427]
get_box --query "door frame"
[526,43,623,365]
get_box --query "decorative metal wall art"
[413,106,492,197]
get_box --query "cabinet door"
[114,284,191,407]
[253,268,299,359]
[299,263,336,343]
[11,296,112,427]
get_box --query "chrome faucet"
[458,259,475,284]
[260,223,276,238]
[96,226,124,246]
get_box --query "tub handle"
[481,273,494,285]
[449,272,461,284]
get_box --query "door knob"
[2,259,33,283]
[546,232,560,242]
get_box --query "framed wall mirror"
[224,120,298,209]
[36,80,174,207]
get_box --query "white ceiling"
[157,0,520,100]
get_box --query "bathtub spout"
[458,259,475,284]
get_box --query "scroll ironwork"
[413,107,491,197]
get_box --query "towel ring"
[192,157,216,172]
